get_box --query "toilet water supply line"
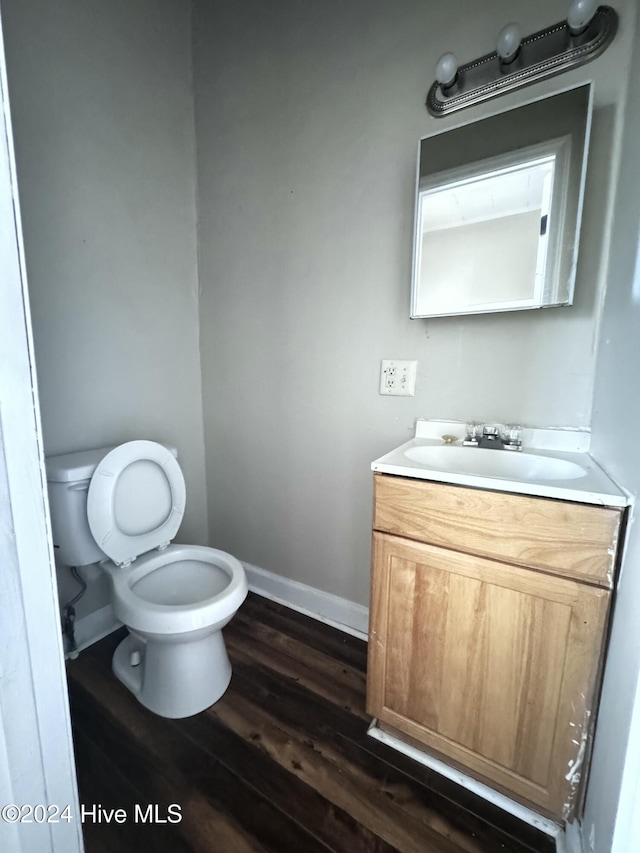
[62,566,86,658]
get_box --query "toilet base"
[112,628,232,719]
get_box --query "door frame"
[0,8,83,852]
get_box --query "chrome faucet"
[478,425,504,450]
[463,422,522,451]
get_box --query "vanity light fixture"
[427,2,617,117]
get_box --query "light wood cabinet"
[367,473,624,820]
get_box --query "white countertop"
[371,420,628,508]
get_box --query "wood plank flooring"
[66,593,556,853]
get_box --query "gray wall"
[583,12,640,853]
[192,0,635,606]
[2,0,208,546]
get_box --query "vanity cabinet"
[367,473,624,820]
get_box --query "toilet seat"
[104,544,248,634]
[87,440,185,567]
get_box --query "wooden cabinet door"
[367,532,610,820]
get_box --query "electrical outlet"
[379,360,417,396]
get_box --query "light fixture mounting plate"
[427,6,617,117]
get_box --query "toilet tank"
[45,446,116,566]
[45,443,179,566]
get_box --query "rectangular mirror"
[411,84,592,319]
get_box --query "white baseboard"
[369,720,585,853]
[242,562,369,641]
[368,721,563,841]
[62,564,369,658]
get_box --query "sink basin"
[403,445,587,481]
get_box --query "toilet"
[45,439,248,719]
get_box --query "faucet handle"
[502,424,522,451]
[463,421,483,445]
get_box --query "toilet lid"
[87,440,186,567]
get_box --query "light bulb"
[496,22,522,63]
[435,52,458,89]
[567,0,598,34]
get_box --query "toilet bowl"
[45,439,248,719]
[104,544,247,718]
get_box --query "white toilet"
[46,439,248,719]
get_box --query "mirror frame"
[410,83,593,320]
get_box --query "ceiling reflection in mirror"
[411,85,592,319]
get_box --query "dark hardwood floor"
[66,593,555,853]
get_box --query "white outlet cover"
[380,360,417,396]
